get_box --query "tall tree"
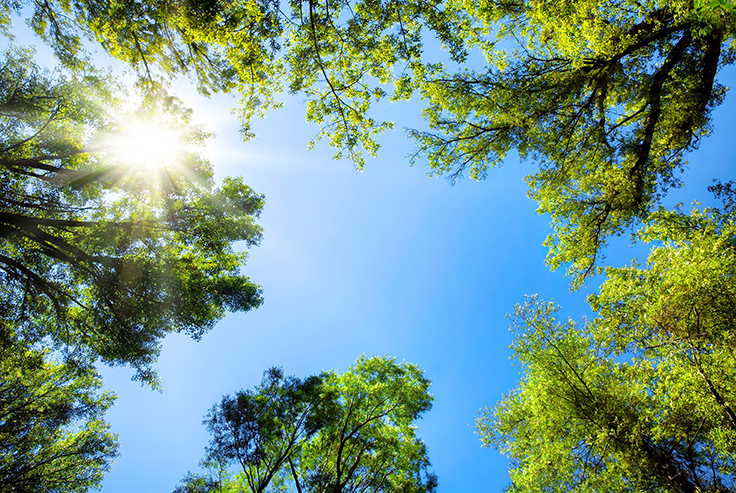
[297,356,436,493]
[175,356,437,493]
[0,325,118,493]
[202,367,329,493]
[479,201,736,492]
[0,47,264,385]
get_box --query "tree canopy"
[2,0,466,160]
[4,0,734,281]
[415,0,736,282]
[0,47,264,385]
[2,0,735,490]
[479,200,736,492]
[176,356,437,493]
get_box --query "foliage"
[5,0,734,281]
[413,0,736,283]
[173,472,225,493]
[176,356,437,493]
[0,47,264,386]
[203,367,328,493]
[2,0,468,167]
[0,326,118,493]
[479,204,736,492]
[4,0,735,488]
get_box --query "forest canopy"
[0,30,268,493]
[3,0,733,281]
[0,0,735,492]
[0,326,118,493]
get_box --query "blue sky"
[98,86,593,492]
[97,69,735,492]
[6,16,736,493]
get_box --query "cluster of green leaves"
[414,0,736,282]
[0,325,118,493]
[176,356,437,493]
[4,0,735,491]
[0,46,265,386]
[480,202,736,492]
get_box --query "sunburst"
[113,121,185,171]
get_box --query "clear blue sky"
[6,17,736,493]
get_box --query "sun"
[113,121,185,171]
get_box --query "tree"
[413,0,736,283]
[297,356,436,493]
[0,47,264,385]
[6,0,734,281]
[175,356,437,493]
[0,325,119,493]
[478,202,736,492]
[202,367,328,493]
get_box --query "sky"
[6,15,736,493]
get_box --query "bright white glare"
[114,122,184,170]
